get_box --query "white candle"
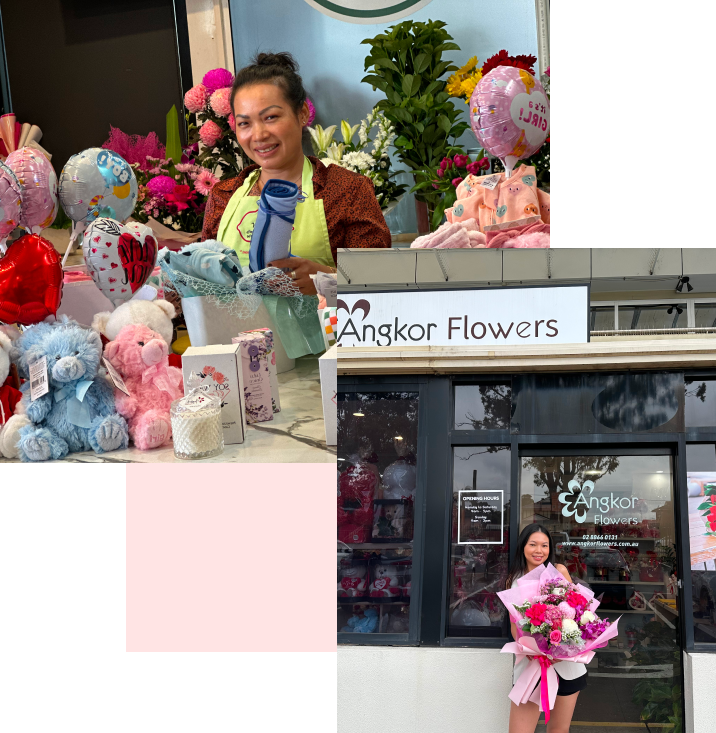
[171,393,224,460]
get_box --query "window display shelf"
[346,543,413,549]
[337,600,406,606]
[599,609,657,614]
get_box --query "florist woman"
[202,52,391,293]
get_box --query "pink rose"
[199,120,222,147]
[451,177,463,188]
[453,154,469,168]
[549,629,562,644]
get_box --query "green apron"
[217,157,330,357]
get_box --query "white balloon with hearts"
[82,217,158,306]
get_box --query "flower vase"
[414,199,437,235]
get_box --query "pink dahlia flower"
[202,68,234,93]
[184,84,208,113]
[194,169,219,196]
[228,113,236,132]
[210,87,232,118]
[199,120,222,147]
[147,175,177,197]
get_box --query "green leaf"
[434,42,461,54]
[698,501,714,510]
[374,57,399,72]
[402,74,416,97]
[386,87,402,106]
[424,80,443,97]
[392,107,413,124]
[165,105,182,178]
[361,75,388,92]
[414,53,431,74]
[394,135,410,147]
[437,115,452,134]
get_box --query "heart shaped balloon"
[82,217,157,306]
[0,234,63,324]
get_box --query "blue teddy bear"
[12,317,129,462]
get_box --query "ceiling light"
[395,436,404,441]
[656,470,664,473]
[676,276,694,293]
[353,412,364,417]
[667,305,683,315]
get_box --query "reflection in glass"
[686,444,716,644]
[590,306,615,331]
[454,384,511,430]
[618,303,687,330]
[337,392,418,635]
[685,378,716,429]
[520,454,682,729]
[695,303,716,328]
[448,446,510,637]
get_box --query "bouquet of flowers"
[183,67,246,179]
[308,108,407,214]
[698,483,716,535]
[497,563,619,722]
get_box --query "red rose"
[710,520,716,531]
[566,591,587,609]
[525,602,548,625]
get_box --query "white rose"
[579,611,596,625]
[562,618,579,634]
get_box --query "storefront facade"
[336,248,716,733]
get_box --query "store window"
[686,443,716,643]
[618,303,688,330]
[337,392,418,636]
[519,453,681,728]
[448,446,510,637]
[454,383,511,430]
[694,303,716,328]
[685,378,716,429]
[589,305,615,331]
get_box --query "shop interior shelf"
[337,600,406,606]
[599,609,657,614]
[347,543,413,549]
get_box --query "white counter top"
[0,356,335,464]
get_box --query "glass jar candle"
[170,389,224,460]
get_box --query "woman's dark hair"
[231,52,307,115]
[505,523,554,590]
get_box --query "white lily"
[307,124,337,156]
[325,142,346,162]
[341,120,360,145]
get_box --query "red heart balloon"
[118,231,157,294]
[0,234,63,325]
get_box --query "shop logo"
[558,480,594,523]
[302,0,434,24]
[337,298,370,320]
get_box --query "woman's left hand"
[268,257,334,295]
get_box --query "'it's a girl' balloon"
[470,66,550,176]
[0,161,22,250]
[5,147,58,234]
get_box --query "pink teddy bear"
[103,324,184,450]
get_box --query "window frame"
[590,297,716,331]
[337,370,716,654]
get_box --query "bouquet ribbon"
[501,636,594,723]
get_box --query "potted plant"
[361,20,470,231]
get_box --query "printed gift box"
[236,328,280,413]
[232,331,274,424]
[181,344,247,444]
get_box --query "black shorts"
[557,671,588,696]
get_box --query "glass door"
[519,451,683,733]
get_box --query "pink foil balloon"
[470,66,550,170]
[0,161,22,246]
[5,147,59,232]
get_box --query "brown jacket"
[201,156,392,263]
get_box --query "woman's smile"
[253,142,279,158]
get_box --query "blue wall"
[229,0,539,233]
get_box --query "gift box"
[318,307,337,350]
[319,344,337,446]
[232,331,273,424]
[181,344,247,444]
[244,328,280,413]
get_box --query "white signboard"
[337,285,589,347]
[303,0,434,24]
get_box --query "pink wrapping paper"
[497,563,620,721]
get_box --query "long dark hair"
[505,523,554,589]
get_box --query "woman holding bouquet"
[506,524,587,733]
[202,52,391,294]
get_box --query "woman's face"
[232,82,307,169]
[523,531,550,568]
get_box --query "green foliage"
[361,19,469,206]
[165,105,182,178]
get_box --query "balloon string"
[61,222,85,269]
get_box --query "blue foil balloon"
[58,147,137,225]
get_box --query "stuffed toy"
[103,324,184,450]
[0,327,31,458]
[338,559,369,600]
[340,609,378,633]
[92,298,176,346]
[12,318,129,461]
[338,456,379,544]
[369,561,402,599]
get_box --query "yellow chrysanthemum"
[456,56,479,77]
[446,73,464,97]
[460,69,483,102]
